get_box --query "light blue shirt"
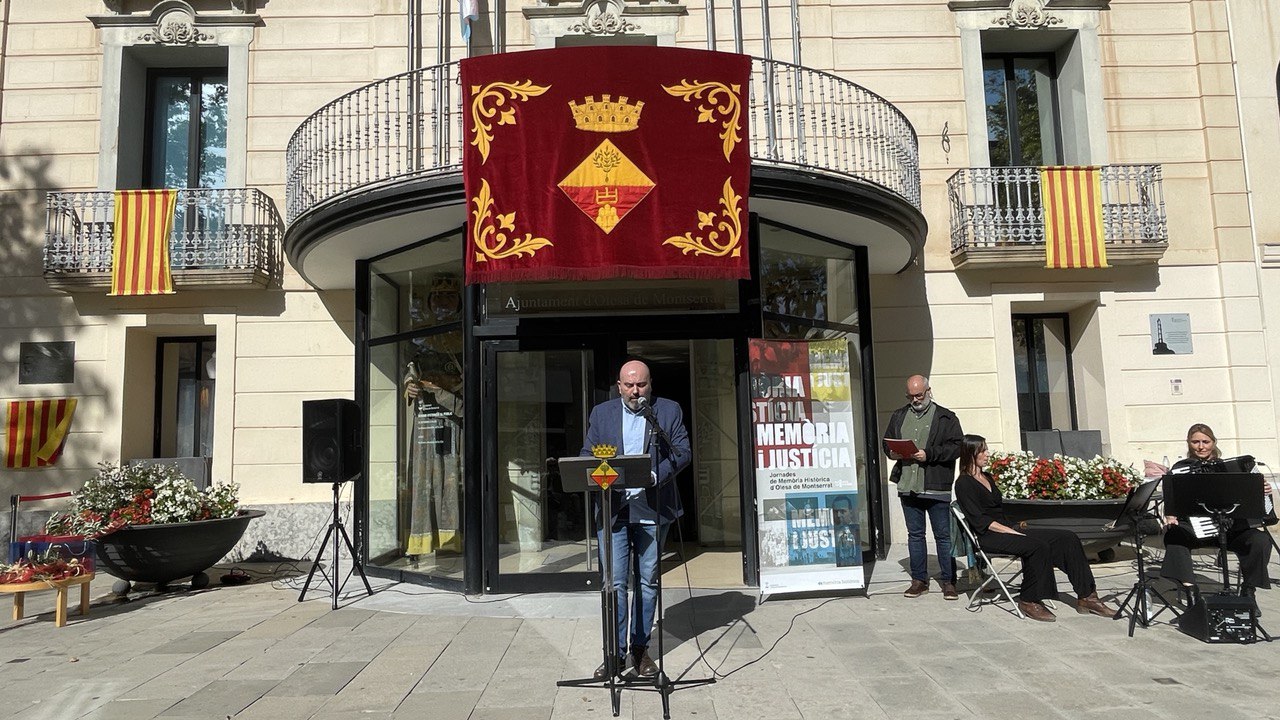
[620,399,656,525]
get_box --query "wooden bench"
[2,573,94,627]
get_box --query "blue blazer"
[580,396,692,524]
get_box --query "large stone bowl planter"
[95,510,264,591]
[1001,498,1128,561]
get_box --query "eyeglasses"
[905,390,929,400]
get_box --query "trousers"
[1161,523,1273,589]
[900,493,956,583]
[597,517,668,656]
[977,527,1096,603]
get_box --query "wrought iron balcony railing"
[948,165,1168,265]
[44,188,285,290]
[285,58,920,224]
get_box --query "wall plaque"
[19,342,75,384]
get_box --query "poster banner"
[750,339,863,595]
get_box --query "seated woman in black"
[954,434,1115,622]
[1162,423,1272,607]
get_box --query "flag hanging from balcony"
[1041,166,1109,269]
[110,189,178,296]
[5,399,77,469]
[461,46,751,284]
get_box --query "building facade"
[1,0,1277,594]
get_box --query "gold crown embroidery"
[591,443,618,458]
[568,95,644,133]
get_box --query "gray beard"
[911,399,932,413]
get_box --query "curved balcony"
[44,188,284,291]
[285,56,923,286]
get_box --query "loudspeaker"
[302,398,361,484]
[1177,592,1258,644]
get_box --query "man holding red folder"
[883,375,963,599]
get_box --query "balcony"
[44,188,285,292]
[284,56,924,286]
[948,165,1168,269]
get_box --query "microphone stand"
[634,398,714,719]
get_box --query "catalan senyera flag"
[5,399,77,469]
[110,189,178,296]
[461,46,751,283]
[1041,166,1109,269]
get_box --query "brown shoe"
[634,650,659,678]
[593,655,622,680]
[904,579,929,598]
[941,582,959,600]
[1017,600,1057,622]
[1076,592,1116,618]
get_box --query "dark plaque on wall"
[19,341,75,384]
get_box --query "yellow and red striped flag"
[110,189,178,296]
[5,399,77,469]
[1041,166,1109,269]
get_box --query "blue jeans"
[597,518,668,656]
[900,494,955,583]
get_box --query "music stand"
[556,453,651,717]
[1163,473,1266,593]
[1109,478,1177,636]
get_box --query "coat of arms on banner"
[461,46,752,284]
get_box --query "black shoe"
[1241,586,1262,617]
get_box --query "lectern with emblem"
[555,445,652,714]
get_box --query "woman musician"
[1161,423,1273,609]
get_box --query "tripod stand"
[298,481,373,610]
[1112,479,1178,636]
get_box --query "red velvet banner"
[462,46,751,284]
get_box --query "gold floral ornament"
[471,179,553,263]
[664,178,743,258]
[469,80,551,163]
[662,80,743,162]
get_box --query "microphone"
[635,396,657,420]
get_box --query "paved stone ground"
[2,541,1279,720]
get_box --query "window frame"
[142,67,229,189]
[1011,313,1079,434]
[982,52,1064,167]
[153,335,216,459]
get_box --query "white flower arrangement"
[988,451,1140,500]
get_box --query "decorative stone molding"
[993,0,1062,28]
[524,0,686,48]
[88,0,260,190]
[1264,245,1280,268]
[948,1,1108,10]
[568,0,640,35]
[138,5,214,45]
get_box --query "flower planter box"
[1002,498,1127,561]
[95,510,264,588]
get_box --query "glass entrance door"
[483,342,598,592]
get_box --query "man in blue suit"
[582,359,691,680]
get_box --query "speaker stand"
[298,481,373,609]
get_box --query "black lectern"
[556,453,652,716]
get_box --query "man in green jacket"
[883,375,963,599]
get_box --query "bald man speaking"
[581,359,691,681]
